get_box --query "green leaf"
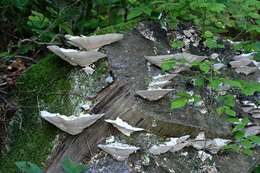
[218,94,235,107]
[225,107,236,117]
[171,98,188,109]
[224,95,236,107]
[249,135,260,144]
[225,80,242,88]
[207,3,226,12]
[142,6,152,16]
[177,91,191,98]
[127,8,143,20]
[205,38,218,48]
[234,131,245,140]
[62,157,88,173]
[241,117,250,126]
[13,0,29,9]
[233,123,246,132]
[161,59,176,71]
[193,78,205,87]
[204,31,213,38]
[223,144,240,152]
[226,117,239,123]
[241,139,253,149]
[242,147,253,155]
[209,79,222,90]
[27,11,49,30]
[171,40,184,49]
[59,22,73,34]
[15,161,43,173]
[253,165,260,173]
[199,61,210,73]
[217,106,225,115]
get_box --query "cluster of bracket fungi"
[40,32,239,162]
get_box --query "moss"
[0,54,110,172]
[0,55,72,172]
[0,19,133,172]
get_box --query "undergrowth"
[0,0,260,172]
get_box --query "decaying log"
[46,30,231,172]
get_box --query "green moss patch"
[0,55,72,172]
[0,53,110,172]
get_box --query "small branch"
[20,38,59,45]
[14,55,36,63]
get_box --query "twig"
[14,55,36,63]
[20,38,59,45]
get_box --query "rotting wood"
[45,30,231,172]
[46,81,230,172]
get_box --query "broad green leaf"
[242,148,253,155]
[254,165,260,173]
[223,144,240,152]
[234,131,245,140]
[142,6,152,16]
[233,123,246,132]
[171,98,188,109]
[209,79,222,90]
[13,0,29,9]
[59,22,73,34]
[226,117,239,123]
[249,135,260,144]
[205,38,218,48]
[199,61,210,73]
[62,157,88,173]
[224,80,242,88]
[218,94,235,107]
[241,139,253,149]
[177,91,191,98]
[204,31,213,38]
[241,117,250,126]
[27,11,49,29]
[161,59,176,71]
[15,161,43,173]
[225,107,236,117]
[193,78,205,87]
[207,3,226,12]
[127,8,143,20]
[217,106,225,115]
[171,40,184,49]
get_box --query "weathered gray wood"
[46,29,231,172]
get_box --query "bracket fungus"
[245,126,260,137]
[145,53,207,68]
[229,59,253,68]
[47,46,106,67]
[98,142,140,161]
[105,117,144,136]
[207,138,231,154]
[232,52,257,61]
[212,63,225,71]
[190,132,231,153]
[190,132,213,150]
[148,74,177,89]
[40,111,104,135]
[136,89,174,101]
[149,135,190,155]
[235,66,258,75]
[65,33,123,50]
